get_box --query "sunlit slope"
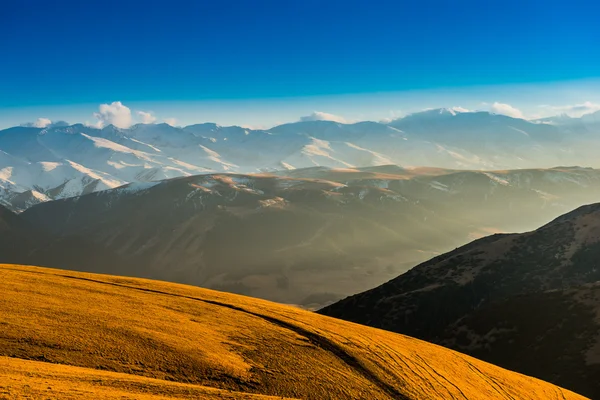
[0,265,587,400]
[0,357,289,400]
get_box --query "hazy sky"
[1,0,599,128]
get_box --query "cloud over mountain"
[93,101,132,128]
[489,102,524,119]
[540,101,600,118]
[299,111,347,123]
[20,118,52,128]
[33,118,52,128]
[137,111,157,124]
[163,118,177,126]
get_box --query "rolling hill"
[320,203,600,398]
[3,166,600,309]
[0,264,588,399]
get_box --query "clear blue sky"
[1,0,599,127]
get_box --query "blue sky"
[1,0,599,128]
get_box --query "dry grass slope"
[0,264,588,399]
[0,357,289,399]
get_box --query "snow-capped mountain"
[1,109,599,211]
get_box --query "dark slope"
[0,204,40,260]
[0,204,122,274]
[320,203,600,397]
[18,173,464,308]
[440,283,600,398]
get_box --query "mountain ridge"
[3,109,600,211]
[320,201,600,398]
[3,166,600,309]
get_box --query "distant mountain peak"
[396,107,474,121]
[2,111,600,211]
[439,106,471,115]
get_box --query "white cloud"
[33,117,52,128]
[50,120,69,127]
[240,124,266,130]
[451,106,470,113]
[299,111,347,123]
[379,110,405,123]
[137,111,157,124]
[21,118,52,128]
[93,101,132,128]
[539,101,600,118]
[488,102,524,119]
[163,118,177,126]
[84,120,103,129]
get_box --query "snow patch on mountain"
[1,110,600,211]
[39,162,61,172]
[0,167,15,185]
[280,162,295,170]
[483,172,510,186]
[113,181,160,195]
[65,160,125,188]
[430,181,450,192]
[30,190,51,201]
[128,138,162,153]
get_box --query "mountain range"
[2,165,600,309]
[320,202,600,398]
[3,107,600,397]
[3,108,600,212]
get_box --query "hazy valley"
[1,165,599,310]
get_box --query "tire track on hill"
[198,298,411,400]
[377,341,455,399]
[5,267,410,400]
[464,361,515,400]
[558,388,568,400]
[412,353,470,400]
